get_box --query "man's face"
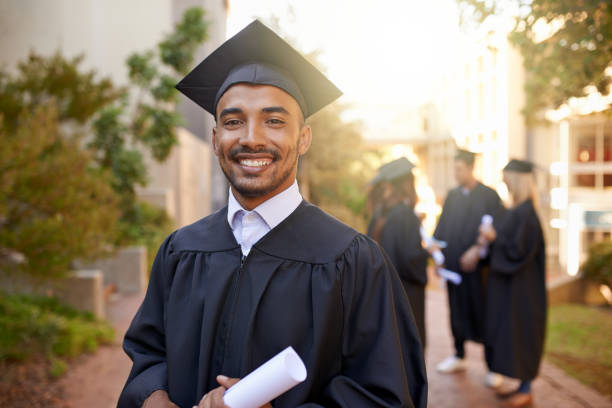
[454,159,474,186]
[213,83,311,209]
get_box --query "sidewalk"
[59,292,143,408]
[57,286,611,408]
[425,287,611,408]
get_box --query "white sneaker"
[484,371,503,388]
[436,356,466,373]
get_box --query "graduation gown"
[118,201,427,408]
[433,182,502,344]
[485,199,546,381]
[371,203,429,347]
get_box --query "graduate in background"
[479,159,547,408]
[118,21,427,408]
[430,149,504,386]
[368,158,429,347]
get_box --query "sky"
[226,0,464,140]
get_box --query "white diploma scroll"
[478,214,493,258]
[437,268,462,285]
[223,346,307,408]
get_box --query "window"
[570,120,612,189]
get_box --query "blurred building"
[0,0,229,226]
[422,31,612,276]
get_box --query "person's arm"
[297,236,428,408]
[118,233,178,408]
[490,205,542,275]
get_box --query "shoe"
[485,371,503,388]
[501,392,533,407]
[436,356,466,373]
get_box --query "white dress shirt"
[227,180,303,256]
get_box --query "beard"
[219,144,299,198]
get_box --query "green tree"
[457,0,611,124]
[0,107,119,278]
[0,7,209,277]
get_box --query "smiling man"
[118,21,427,408]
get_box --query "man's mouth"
[239,158,272,168]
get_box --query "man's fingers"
[217,375,240,389]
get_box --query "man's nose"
[240,121,266,148]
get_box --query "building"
[0,0,229,226]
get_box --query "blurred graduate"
[430,149,504,386]
[479,159,547,408]
[368,158,429,347]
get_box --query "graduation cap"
[175,20,342,119]
[454,149,476,165]
[371,157,416,184]
[503,159,534,173]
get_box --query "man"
[431,149,503,385]
[118,21,427,408]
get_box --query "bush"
[0,292,114,364]
[581,240,612,288]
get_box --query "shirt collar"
[227,180,303,230]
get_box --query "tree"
[0,107,119,278]
[457,0,611,124]
[0,7,209,277]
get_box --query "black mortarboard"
[371,157,416,184]
[454,149,476,165]
[175,20,342,118]
[503,159,534,173]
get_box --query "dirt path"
[59,293,143,408]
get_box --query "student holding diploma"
[118,20,427,408]
[478,159,547,408]
[430,149,504,387]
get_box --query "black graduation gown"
[485,199,546,381]
[433,182,503,345]
[372,203,429,347]
[118,201,427,408]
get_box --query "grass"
[0,292,114,376]
[546,303,612,397]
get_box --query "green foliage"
[457,0,612,124]
[302,102,372,232]
[159,7,209,74]
[0,53,121,130]
[0,7,209,277]
[0,107,119,278]
[0,292,114,364]
[581,240,612,287]
[546,303,612,396]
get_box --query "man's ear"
[212,126,220,156]
[298,125,312,155]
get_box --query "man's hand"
[427,243,441,255]
[459,245,480,272]
[479,224,497,242]
[195,375,273,408]
[142,390,179,408]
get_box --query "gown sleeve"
[433,192,451,241]
[490,205,541,275]
[392,210,428,285]
[117,233,178,407]
[298,236,428,408]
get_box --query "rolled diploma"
[437,268,462,285]
[479,214,493,258]
[223,346,307,408]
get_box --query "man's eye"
[267,118,285,125]
[224,119,242,127]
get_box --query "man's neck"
[461,178,478,191]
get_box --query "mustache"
[228,146,281,161]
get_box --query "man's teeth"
[240,159,271,167]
